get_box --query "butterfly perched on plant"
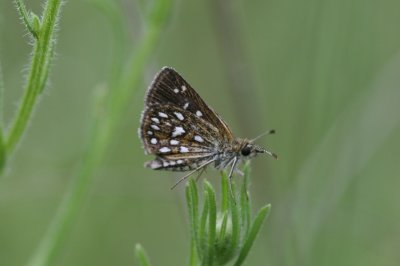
[139,67,277,190]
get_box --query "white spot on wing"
[183,102,189,109]
[163,161,169,167]
[174,88,179,93]
[159,147,171,153]
[194,135,204,143]
[170,139,179,145]
[158,112,168,118]
[174,112,184,121]
[196,111,203,117]
[148,160,162,169]
[172,126,185,137]
[181,85,187,92]
[177,159,184,164]
[151,125,160,130]
[180,146,189,153]
[147,131,153,135]
[169,161,176,166]
[151,117,160,123]
[150,138,157,144]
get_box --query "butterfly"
[139,67,277,191]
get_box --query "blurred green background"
[1,0,400,265]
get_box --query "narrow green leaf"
[135,244,152,266]
[221,172,229,213]
[29,12,41,36]
[234,204,271,266]
[215,211,233,265]
[199,190,209,262]
[219,181,239,263]
[204,181,217,266]
[218,211,229,242]
[240,165,251,235]
[189,241,198,266]
[186,179,199,265]
[189,178,199,216]
[15,0,40,38]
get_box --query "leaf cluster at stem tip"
[136,163,271,266]
[187,163,271,266]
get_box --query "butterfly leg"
[228,157,239,200]
[235,168,244,176]
[170,158,216,190]
[195,167,207,182]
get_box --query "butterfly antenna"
[263,149,278,160]
[250,129,276,143]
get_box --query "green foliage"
[136,165,271,266]
[25,0,174,265]
[1,0,400,265]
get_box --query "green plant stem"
[87,0,126,86]
[0,62,5,170]
[6,0,61,155]
[26,1,173,265]
[26,86,108,266]
[108,0,172,129]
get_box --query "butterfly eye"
[241,145,251,156]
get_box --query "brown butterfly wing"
[143,67,234,142]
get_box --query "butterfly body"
[139,67,277,187]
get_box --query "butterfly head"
[238,140,278,160]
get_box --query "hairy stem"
[6,0,61,156]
